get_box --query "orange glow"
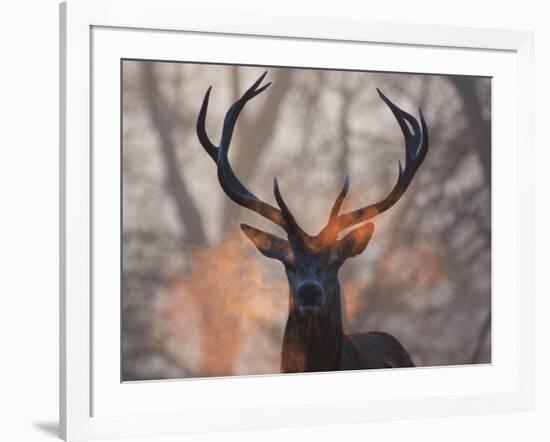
[151,231,287,377]
[150,230,447,377]
[378,236,447,288]
[343,280,364,322]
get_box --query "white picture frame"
[60,0,534,440]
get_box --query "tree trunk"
[448,76,492,184]
[141,62,207,248]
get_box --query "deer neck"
[281,285,344,373]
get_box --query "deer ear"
[336,223,375,260]
[240,223,290,261]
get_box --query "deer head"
[197,72,428,318]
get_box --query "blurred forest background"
[121,61,491,381]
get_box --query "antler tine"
[331,89,429,234]
[197,82,255,199]
[216,72,272,201]
[328,175,350,222]
[197,72,288,230]
[197,86,218,162]
[377,89,422,178]
[220,71,271,149]
[273,178,307,240]
[317,176,350,243]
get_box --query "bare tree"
[141,62,207,247]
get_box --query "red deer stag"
[197,72,428,372]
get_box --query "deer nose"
[296,282,324,307]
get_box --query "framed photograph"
[60,0,534,440]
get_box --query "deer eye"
[282,257,296,271]
[327,254,342,270]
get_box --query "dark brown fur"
[281,287,414,373]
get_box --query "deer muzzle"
[295,281,325,315]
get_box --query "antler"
[198,73,428,247]
[197,72,306,239]
[319,89,428,242]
